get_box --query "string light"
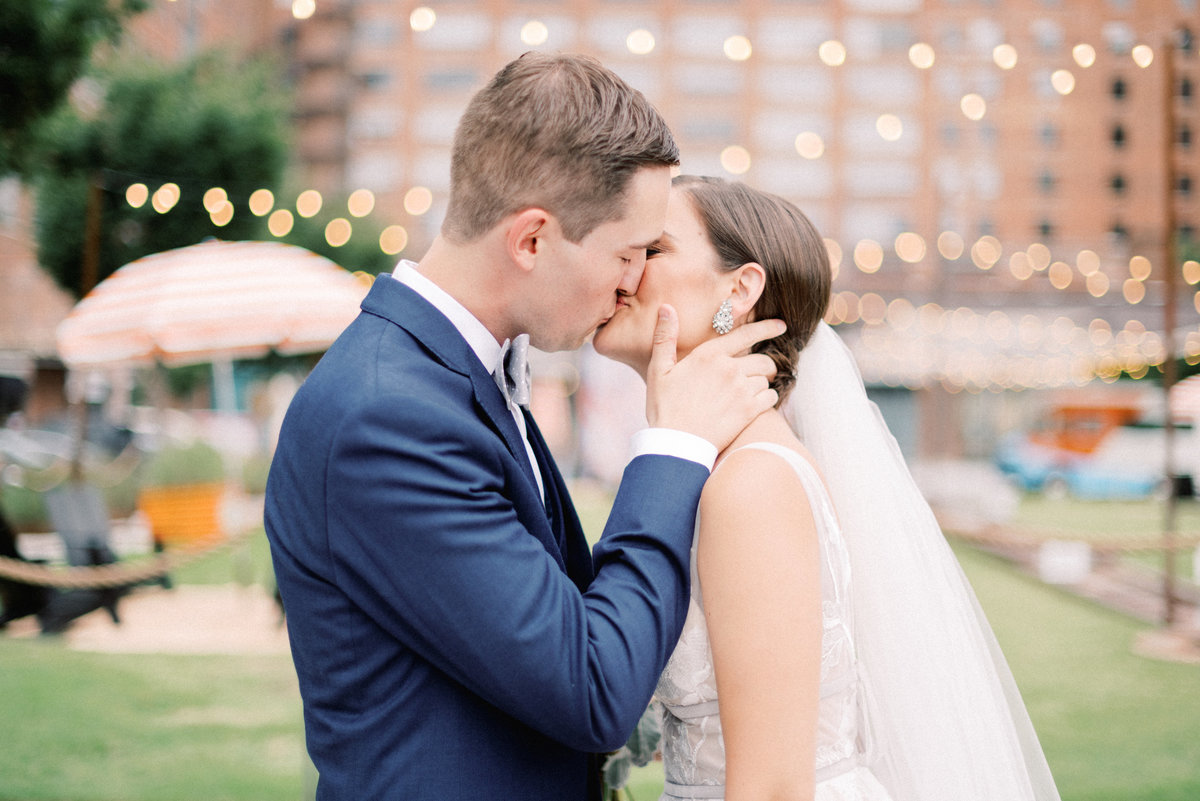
[380,225,409,255]
[1073,43,1097,67]
[626,29,655,55]
[202,187,227,214]
[1131,44,1154,68]
[296,189,323,218]
[724,35,752,62]
[876,114,903,142]
[909,43,935,69]
[960,93,986,121]
[403,186,433,216]
[410,7,436,32]
[720,145,751,175]
[249,189,274,216]
[292,0,315,21]
[268,209,294,237]
[993,44,1018,70]
[854,239,884,274]
[818,40,846,67]
[325,217,352,247]
[125,183,148,208]
[347,188,376,218]
[521,20,548,47]
[794,132,824,159]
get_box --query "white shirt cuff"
[630,428,718,472]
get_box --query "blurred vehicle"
[997,421,1198,500]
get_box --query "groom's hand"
[645,304,784,452]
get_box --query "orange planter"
[137,482,226,546]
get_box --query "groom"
[265,52,781,801]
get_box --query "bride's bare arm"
[698,447,822,801]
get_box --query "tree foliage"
[0,0,145,177]
[33,53,291,297]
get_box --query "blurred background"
[1,1,1198,799]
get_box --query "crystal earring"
[712,298,734,335]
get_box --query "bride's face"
[592,188,728,376]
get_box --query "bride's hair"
[673,175,831,402]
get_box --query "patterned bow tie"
[494,333,531,408]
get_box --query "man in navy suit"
[265,52,783,800]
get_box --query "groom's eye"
[646,247,662,258]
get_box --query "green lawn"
[0,492,1197,800]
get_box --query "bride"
[592,175,1060,801]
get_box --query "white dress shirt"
[391,261,717,498]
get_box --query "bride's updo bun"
[673,175,832,403]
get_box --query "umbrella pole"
[212,358,237,413]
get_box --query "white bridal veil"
[786,322,1061,801]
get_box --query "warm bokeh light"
[887,297,917,330]
[296,189,323,218]
[404,186,434,215]
[348,188,376,218]
[1132,44,1154,68]
[521,20,549,47]
[249,188,274,216]
[794,131,824,159]
[960,93,986,121]
[268,209,294,237]
[380,225,409,255]
[818,40,846,67]
[720,145,751,175]
[1123,278,1146,304]
[876,114,903,142]
[1184,260,1200,284]
[970,236,1002,269]
[627,28,655,55]
[724,35,752,61]
[125,183,148,208]
[1086,271,1110,297]
[1009,252,1034,280]
[993,44,1018,70]
[1048,261,1073,289]
[1051,69,1076,95]
[210,200,234,227]
[1073,43,1097,67]
[823,238,843,279]
[859,293,887,325]
[1027,243,1051,271]
[151,183,180,214]
[325,217,352,247]
[1076,249,1100,276]
[918,302,945,334]
[292,0,315,20]
[937,231,964,260]
[1129,255,1152,280]
[202,187,227,214]
[410,7,436,32]
[854,239,884,274]
[894,232,925,263]
[908,43,935,69]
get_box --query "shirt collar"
[391,259,502,373]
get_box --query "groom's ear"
[729,262,766,320]
[506,208,551,274]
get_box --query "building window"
[1180,76,1194,102]
[1037,220,1055,238]
[1179,124,1193,148]
[1178,174,1194,195]
[1110,76,1128,100]
[1038,121,1059,147]
[1037,169,1056,193]
[1110,173,1127,194]
[1110,221,1130,241]
[1178,27,1195,54]
[1111,124,1128,148]
[1179,225,1196,243]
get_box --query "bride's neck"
[718,408,797,462]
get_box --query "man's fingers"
[647,303,680,378]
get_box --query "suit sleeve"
[324,393,707,751]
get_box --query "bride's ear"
[728,262,766,321]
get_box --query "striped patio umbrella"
[57,239,371,370]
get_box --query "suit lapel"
[523,409,595,592]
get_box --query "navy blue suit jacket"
[264,275,708,800]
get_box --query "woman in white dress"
[592,176,1060,801]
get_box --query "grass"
[0,491,1197,800]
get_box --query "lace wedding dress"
[655,441,892,801]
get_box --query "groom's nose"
[617,251,647,296]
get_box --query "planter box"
[137,482,226,546]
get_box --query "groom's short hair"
[442,52,679,245]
